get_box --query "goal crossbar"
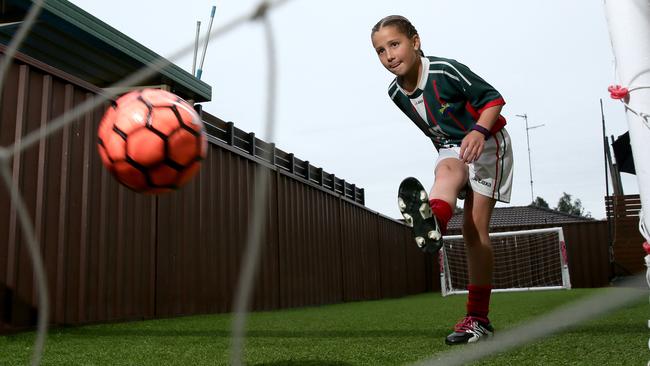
[443,227,567,241]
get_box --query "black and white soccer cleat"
[445,316,494,345]
[397,177,443,253]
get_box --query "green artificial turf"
[0,289,647,365]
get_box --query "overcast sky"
[69,0,638,220]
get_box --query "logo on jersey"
[439,102,455,117]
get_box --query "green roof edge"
[37,0,212,102]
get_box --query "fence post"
[194,103,203,118]
[226,122,235,146]
[248,132,256,156]
[289,153,295,174]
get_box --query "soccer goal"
[439,227,571,296]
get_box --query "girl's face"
[371,25,421,77]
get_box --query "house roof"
[0,0,211,102]
[448,205,595,230]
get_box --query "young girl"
[371,15,513,345]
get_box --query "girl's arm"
[475,104,503,131]
[459,104,503,163]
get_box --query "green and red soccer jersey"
[388,56,507,148]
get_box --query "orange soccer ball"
[97,89,207,194]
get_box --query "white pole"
[516,113,544,203]
[439,251,449,297]
[445,226,564,240]
[196,6,216,80]
[605,0,650,243]
[192,21,201,75]
[444,286,567,296]
[557,228,572,289]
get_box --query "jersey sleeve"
[442,59,505,114]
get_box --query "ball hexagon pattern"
[97,89,207,193]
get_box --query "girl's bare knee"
[435,161,467,186]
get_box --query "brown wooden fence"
[0,51,434,334]
[606,195,645,275]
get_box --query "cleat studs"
[415,237,425,247]
[419,190,428,202]
[428,230,441,240]
[398,197,406,210]
[402,213,413,226]
[419,203,430,216]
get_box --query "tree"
[530,196,550,209]
[555,192,591,218]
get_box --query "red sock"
[466,284,492,321]
[428,199,452,234]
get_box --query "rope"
[0,2,49,365]
[229,3,278,365]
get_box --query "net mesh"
[440,228,570,296]
[0,2,645,365]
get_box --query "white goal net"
[439,227,571,296]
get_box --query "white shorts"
[436,128,513,203]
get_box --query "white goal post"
[439,227,571,296]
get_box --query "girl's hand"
[459,130,486,163]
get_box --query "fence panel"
[339,202,382,302]
[377,219,409,298]
[0,57,157,333]
[276,173,343,309]
[606,195,645,274]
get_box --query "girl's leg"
[398,156,468,252]
[463,189,496,321]
[430,158,468,207]
[428,158,468,234]
[445,189,497,345]
[446,129,510,345]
